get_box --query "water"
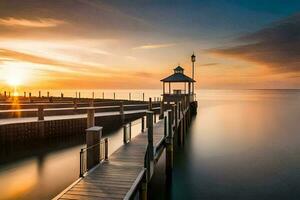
[150,89,300,199]
[0,118,144,200]
[1,89,300,199]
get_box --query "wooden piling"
[148,98,152,111]
[120,101,124,122]
[86,126,102,170]
[141,116,145,132]
[87,108,95,128]
[159,101,164,119]
[165,109,173,178]
[146,111,154,160]
[37,105,44,121]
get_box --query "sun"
[6,75,22,87]
[3,62,28,87]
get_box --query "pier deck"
[57,120,164,200]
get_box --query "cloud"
[200,63,219,67]
[133,43,176,50]
[0,17,66,28]
[0,48,114,75]
[208,13,300,73]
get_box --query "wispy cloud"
[0,17,66,28]
[208,13,300,73]
[201,63,219,67]
[133,43,176,50]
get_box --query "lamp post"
[191,53,196,96]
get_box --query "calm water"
[0,118,144,200]
[151,89,300,199]
[1,90,300,199]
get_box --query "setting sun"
[2,62,28,87]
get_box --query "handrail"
[79,137,109,177]
[123,168,146,200]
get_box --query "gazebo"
[161,66,196,104]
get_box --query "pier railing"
[79,137,109,177]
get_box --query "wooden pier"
[52,64,198,200]
[55,99,193,200]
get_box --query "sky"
[0,0,299,90]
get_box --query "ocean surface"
[1,89,300,199]
[150,89,300,200]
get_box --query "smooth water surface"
[170,90,300,199]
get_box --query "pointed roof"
[161,66,195,82]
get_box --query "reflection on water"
[167,90,300,199]
[0,118,144,200]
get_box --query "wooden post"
[76,91,78,98]
[61,93,64,99]
[89,100,94,107]
[47,91,50,98]
[92,92,95,99]
[142,93,145,102]
[8,92,10,97]
[148,98,152,111]
[120,101,124,122]
[37,105,44,121]
[87,108,95,128]
[141,116,145,132]
[159,101,164,119]
[74,99,77,109]
[24,92,26,97]
[141,179,148,200]
[165,109,173,179]
[4,91,6,97]
[174,103,178,129]
[114,92,116,100]
[79,92,81,99]
[129,93,131,100]
[102,92,104,99]
[86,126,102,170]
[29,92,32,102]
[39,91,41,98]
[105,138,109,160]
[146,111,154,160]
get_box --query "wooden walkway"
[56,120,165,200]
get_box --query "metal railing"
[79,137,109,177]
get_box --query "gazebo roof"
[161,66,195,82]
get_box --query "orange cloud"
[0,17,66,28]
[133,43,176,50]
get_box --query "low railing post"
[129,122,132,141]
[175,102,178,129]
[146,111,154,178]
[147,111,154,160]
[120,101,124,123]
[79,149,84,177]
[159,101,164,119]
[165,109,174,179]
[148,97,152,111]
[123,124,127,143]
[164,116,167,137]
[105,138,109,160]
[141,116,145,132]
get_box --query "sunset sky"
[0,0,299,90]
